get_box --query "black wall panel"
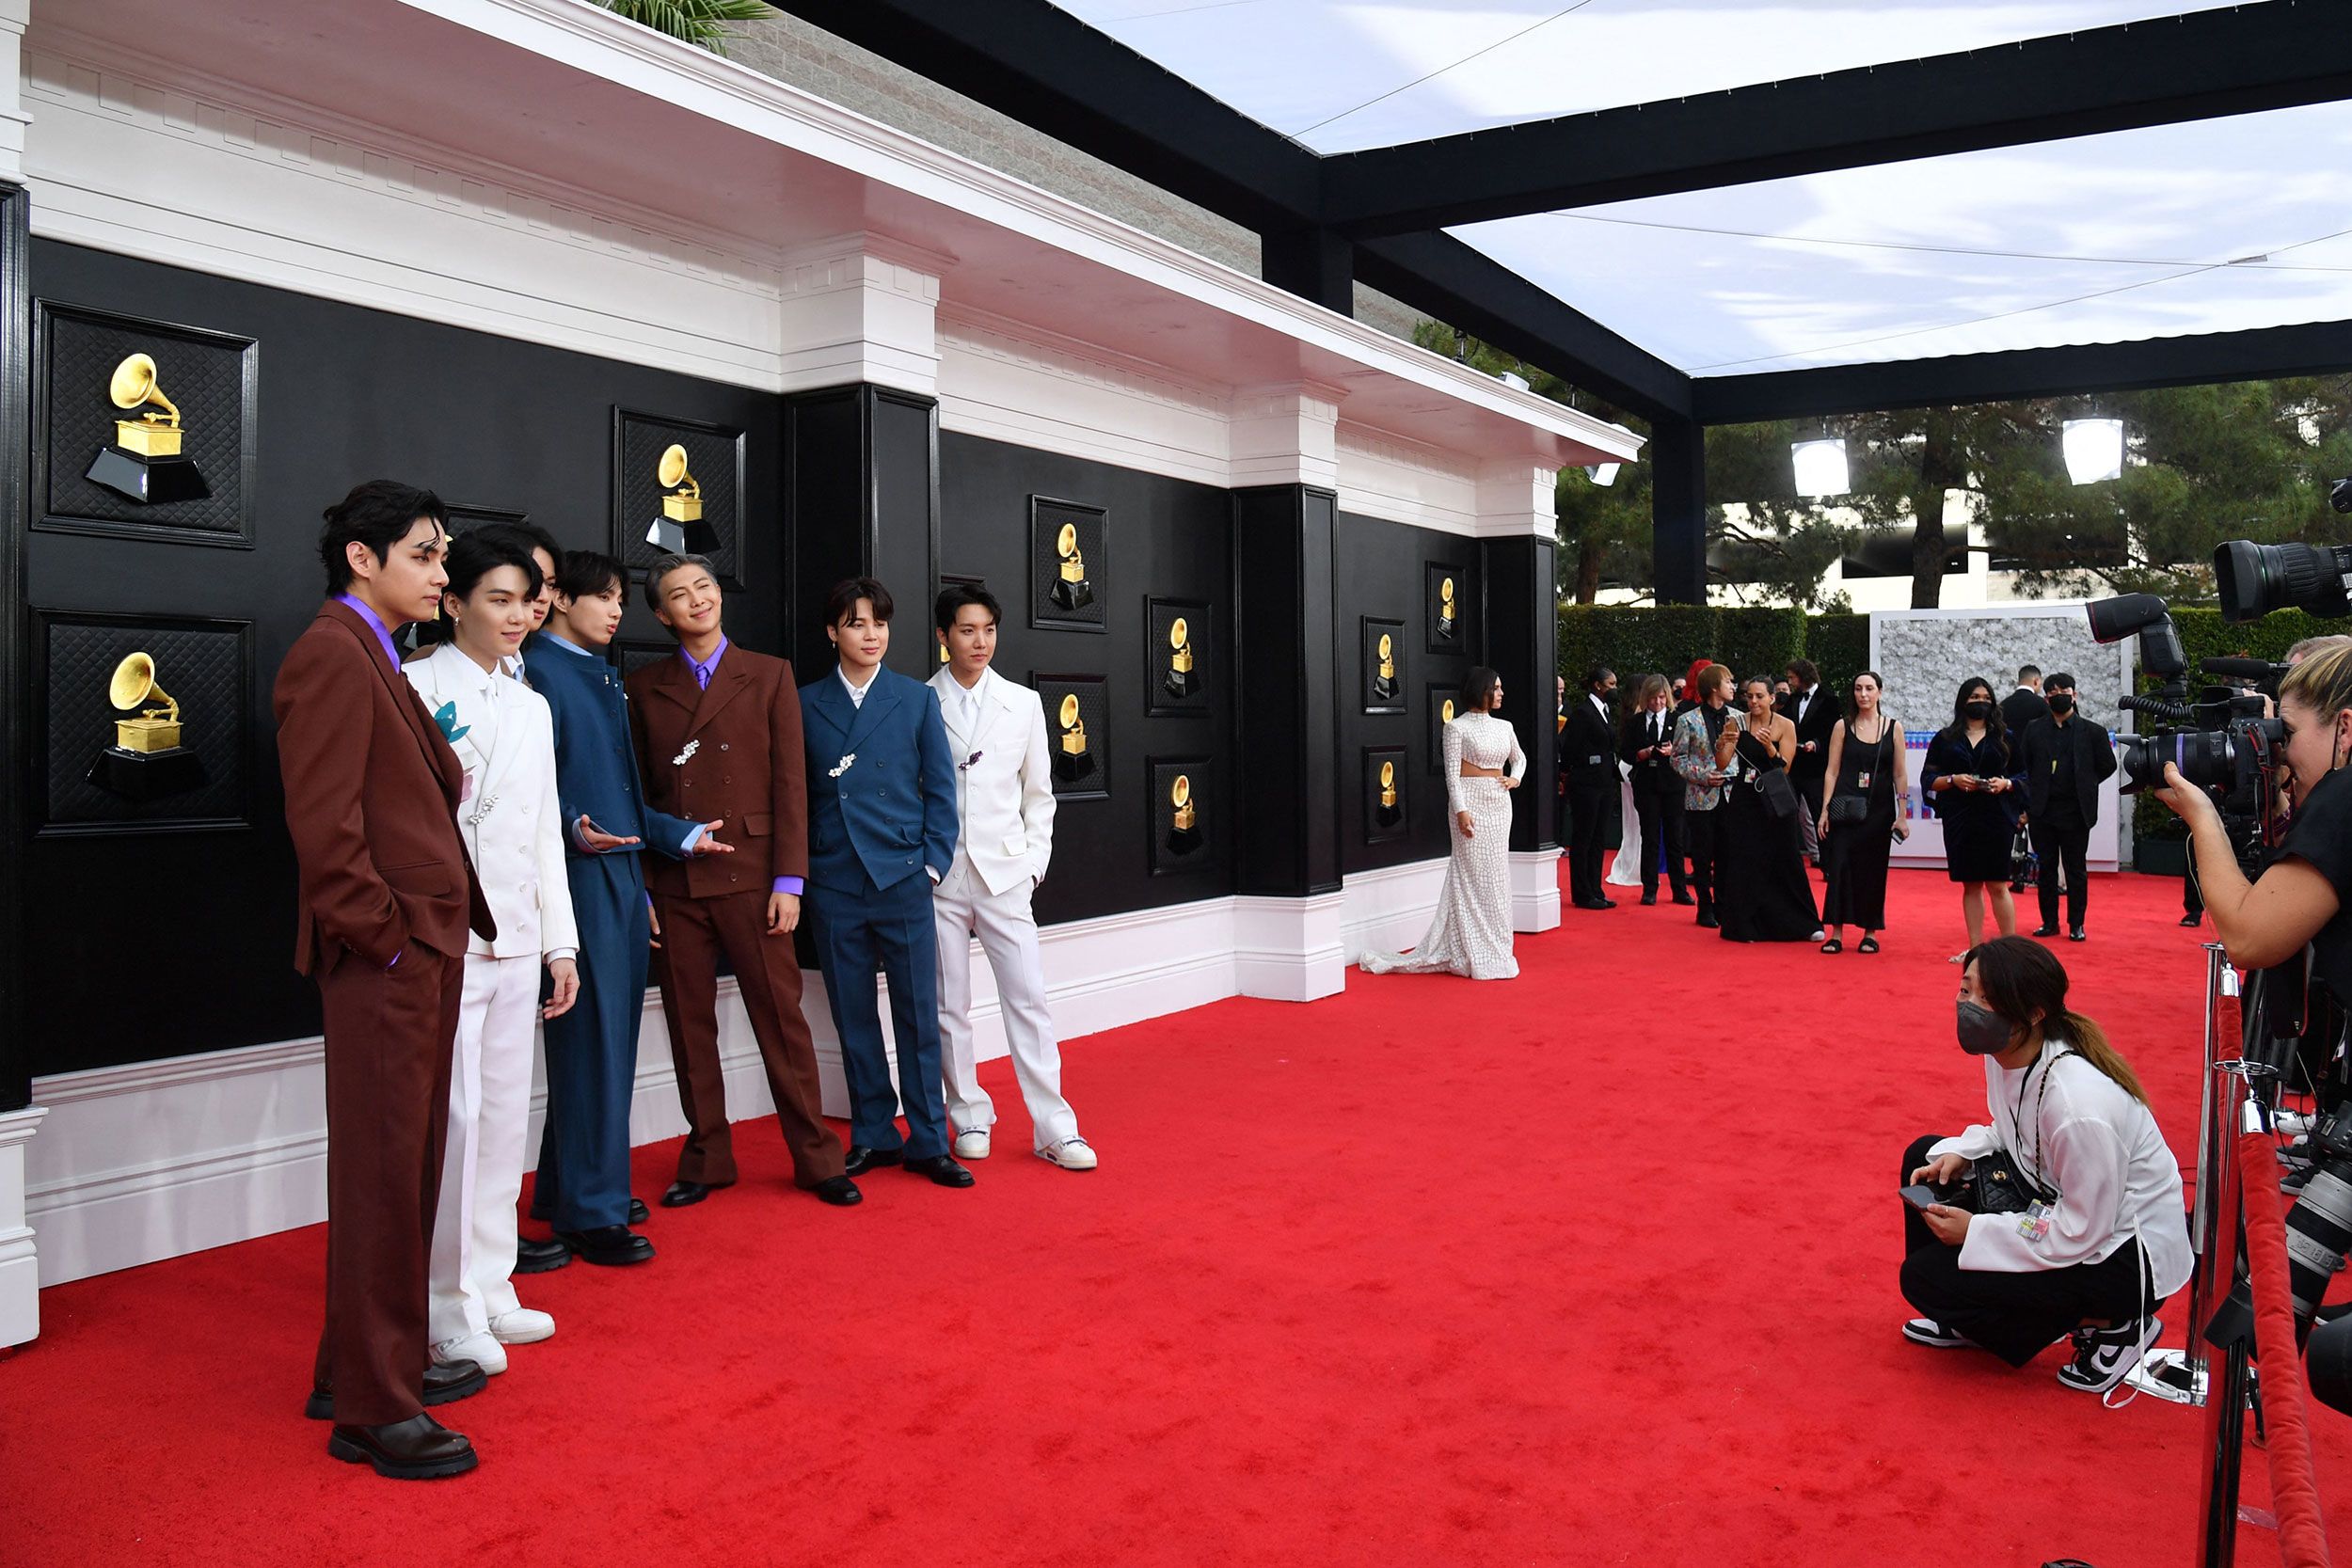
[22,241,786,1076]
[936,431,1232,924]
[1334,510,1483,874]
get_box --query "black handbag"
[2010,828,2037,883]
[1755,766,1797,820]
[1967,1151,2046,1215]
[1828,795,1869,825]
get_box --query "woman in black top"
[1922,676,2026,957]
[1715,677,1825,943]
[2157,642,2352,1006]
[1818,671,1910,954]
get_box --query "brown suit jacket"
[273,600,493,974]
[627,641,809,901]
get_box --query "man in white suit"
[929,584,1095,1170]
[403,530,580,1374]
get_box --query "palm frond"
[590,0,771,55]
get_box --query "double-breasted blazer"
[626,641,810,901]
[273,600,494,974]
[800,665,960,896]
[928,664,1056,897]
[402,641,578,960]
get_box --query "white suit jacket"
[928,664,1056,897]
[404,641,579,961]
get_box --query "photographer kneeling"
[2155,642,2352,1003]
[1900,937,2191,1393]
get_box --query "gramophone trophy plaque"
[644,443,719,556]
[1052,691,1096,784]
[87,650,209,800]
[1049,522,1094,612]
[1164,772,1201,855]
[1362,617,1406,713]
[1437,577,1457,641]
[86,353,213,505]
[1163,615,1196,699]
[1375,759,1402,828]
[1374,633,1398,703]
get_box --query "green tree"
[589,0,768,53]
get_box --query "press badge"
[2018,1200,2055,1243]
[1856,770,1872,789]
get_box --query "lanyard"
[2006,1046,2074,1198]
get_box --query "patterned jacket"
[1672,705,1729,814]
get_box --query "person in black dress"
[1817,671,1909,954]
[1922,676,2026,958]
[1715,677,1825,943]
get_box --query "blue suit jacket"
[799,665,959,895]
[523,633,700,862]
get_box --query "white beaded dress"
[1359,712,1526,980]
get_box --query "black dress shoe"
[629,1196,650,1226]
[1696,911,1720,929]
[1574,897,1616,911]
[2031,925,2060,938]
[512,1235,571,1275]
[811,1175,863,1206]
[555,1225,656,1266]
[660,1179,731,1209]
[904,1154,975,1188]
[1640,891,1657,906]
[1671,892,1696,906]
[2069,928,2087,942]
[2181,913,2203,927]
[306,1359,484,1421]
[843,1145,905,1178]
[326,1413,478,1480]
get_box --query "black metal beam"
[1323,5,2352,236]
[1355,233,1690,420]
[1690,319,2352,423]
[1261,226,1355,317]
[1649,417,1708,606]
[0,183,28,1115]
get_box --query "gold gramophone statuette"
[109,650,183,752]
[110,354,183,458]
[1164,614,1197,698]
[1378,759,1397,810]
[659,444,702,523]
[1049,521,1094,611]
[1171,774,1195,832]
[1441,698,1455,725]
[1438,576,1456,637]
[1052,691,1095,784]
[1373,631,1398,701]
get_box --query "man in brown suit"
[275,481,497,1480]
[627,553,860,1210]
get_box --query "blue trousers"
[534,852,649,1230]
[808,867,948,1158]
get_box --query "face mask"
[1964,700,1993,721]
[2047,693,2074,715]
[1957,999,2011,1055]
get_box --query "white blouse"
[1928,1039,2191,1296]
[1442,714,1527,816]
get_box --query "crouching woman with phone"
[1898,937,2192,1395]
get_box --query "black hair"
[319,480,447,594]
[1843,670,1886,724]
[1458,666,1502,714]
[825,576,894,627]
[476,519,561,571]
[552,549,626,602]
[1583,663,1614,693]
[2017,664,2042,683]
[935,582,1001,633]
[421,529,543,647]
[644,553,718,616]
[1944,675,2009,760]
[2042,671,2077,691]
[1785,657,1819,688]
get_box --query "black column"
[1232,483,1340,896]
[1652,413,1708,606]
[0,184,27,1115]
[1261,227,1355,316]
[1482,533,1559,853]
[784,384,940,680]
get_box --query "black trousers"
[1686,805,1724,917]
[1898,1134,2155,1366]
[1792,770,1825,861]
[1566,782,1611,904]
[1633,786,1688,898]
[2031,807,2091,930]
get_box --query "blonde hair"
[2280,641,2352,725]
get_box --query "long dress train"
[1606,757,1644,889]
[1360,713,1527,980]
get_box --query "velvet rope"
[2237,1129,2334,1568]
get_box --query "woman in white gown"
[1361,667,1527,980]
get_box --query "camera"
[2213,479,2352,621]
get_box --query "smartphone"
[1899,1183,1940,1212]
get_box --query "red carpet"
[7,864,2349,1565]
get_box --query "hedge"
[1556,605,1807,691]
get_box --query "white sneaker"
[1037,1137,1098,1171]
[432,1330,507,1375]
[952,1128,992,1160]
[488,1307,555,1345]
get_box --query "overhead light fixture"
[1587,462,1620,487]
[2062,418,2124,484]
[1790,438,1849,499]
[1498,371,1530,392]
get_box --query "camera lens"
[2214,539,2352,623]
[2284,1166,2352,1319]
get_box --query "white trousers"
[933,853,1078,1148]
[429,952,539,1346]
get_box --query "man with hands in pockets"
[929,583,1095,1170]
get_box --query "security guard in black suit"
[1562,665,1620,910]
[2017,671,2115,940]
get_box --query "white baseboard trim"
[0,1107,45,1347]
[25,878,1427,1288]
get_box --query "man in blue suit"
[524,550,725,1262]
[801,577,970,1188]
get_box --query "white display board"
[1868,605,2132,873]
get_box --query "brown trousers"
[652,889,844,1187]
[311,942,464,1426]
